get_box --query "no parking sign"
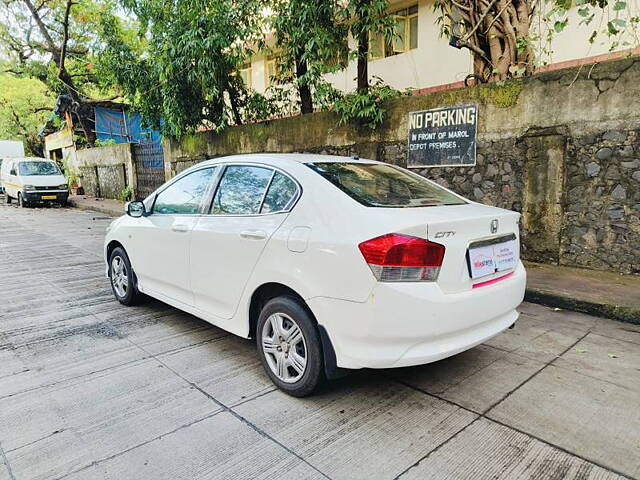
[407,104,477,168]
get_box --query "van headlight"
[23,184,35,191]
[58,184,68,190]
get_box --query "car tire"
[18,193,28,208]
[5,194,11,204]
[108,246,142,306]
[256,296,324,397]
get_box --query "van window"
[19,161,61,176]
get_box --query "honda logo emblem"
[490,219,499,234]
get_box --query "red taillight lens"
[358,234,445,282]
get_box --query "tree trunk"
[228,88,243,126]
[21,0,97,145]
[445,0,537,83]
[295,56,313,114]
[58,68,96,145]
[356,28,369,92]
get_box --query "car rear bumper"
[308,261,526,369]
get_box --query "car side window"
[153,167,216,215]
[10,164,16,176]
[211,165,272,215]
[261,172,298,213]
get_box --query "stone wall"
[164,57,640,274]
[74,143,137,199]
[563,129,639,273]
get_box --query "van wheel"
[108,247,142,306]
[257,296,324,397]
[18,193,28,208]
[5,194,11,204]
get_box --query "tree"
[0,73,54,156]
[270,0,347,114]
[434,0,640,82]
[0,0,115,145]
[342,0,394,92]
[98,0,266,136]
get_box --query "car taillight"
[358,233,445,282]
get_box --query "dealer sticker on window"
[468,239,517,279]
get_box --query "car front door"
[190,164,300,320]
[127,166,218,307]
[7,162,19,198]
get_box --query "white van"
[1,157,69,207]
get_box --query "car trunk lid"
[364,203,521,294]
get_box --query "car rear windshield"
[19,161,61,176]
[306,162,466,208]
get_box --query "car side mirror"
[126,200,146,218]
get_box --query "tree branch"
[459,0,500,43]
[483,0,513,34]
[21,0,58,54]
[58,0,75,73]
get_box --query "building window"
[369,4,418,60]
[239,64,252,89]
[265,57,277,88]
[265,56,295,88]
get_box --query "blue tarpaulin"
[95,107,162,146]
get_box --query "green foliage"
[94,138,117,147]
[341,0,394,48]
[0,73,54,156]
[0,0,118,96]
[269,0,348,111]
[434,0,638,80]
[544,0,638,54]
[333,78,401,129]
[118,185,133,202]
[239,88,296,124]
[97,0,266,137]
[65,167,79,188]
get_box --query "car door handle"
[240,230,267,240]
[172,224,190,233]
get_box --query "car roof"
[199,153,381,168]
[12,157,51,163]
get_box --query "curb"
[68,198,123,218]
[525,289,640,325]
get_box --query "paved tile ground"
[1,200,639,480]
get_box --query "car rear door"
[127,166,218,306]
[190,164,300,320]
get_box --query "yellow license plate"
[42,195,57,200]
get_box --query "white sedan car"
[105,154,526,396]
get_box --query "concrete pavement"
[1,200,639,479]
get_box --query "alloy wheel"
[111,255,129,298]
[261,313,307,383]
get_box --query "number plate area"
[467,234,518,279]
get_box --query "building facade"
[243,0,638,95]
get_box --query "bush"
[117,185,133,202]
[333,78,402,129]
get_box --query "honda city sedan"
[104,154,526,396]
